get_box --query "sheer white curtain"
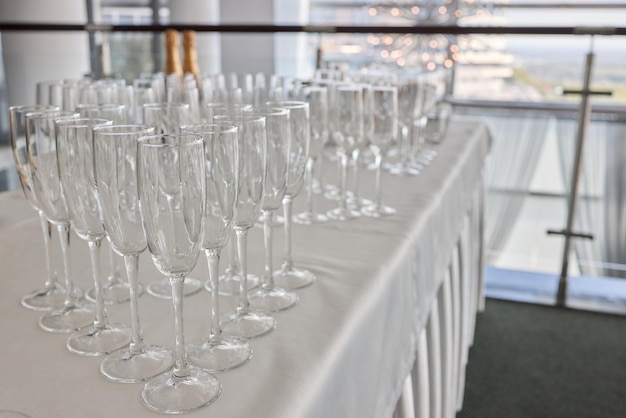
[556,116,626,278]
[456,111,551,255]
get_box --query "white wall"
[0,0,90,106]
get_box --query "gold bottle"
[164,29,182,75]
[182,30,200,80]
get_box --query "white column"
[169,0,221,75]
[274,0,313,79]
[219,0,275,75]
[0,0,89,106]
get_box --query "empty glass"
[55,117,132,356]
[138,133,221,414]
[245,107,299,312]
[294,86,330,225]
[362,85,398,217]
[272,101,316,290]
[327,86,364,221]
[142,101,203,299]
[94,125,174,382]
[214,114,276,339]
[9,104,75,311]
[26,110,95,333]
[182,123,253,371]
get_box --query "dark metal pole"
[555,47,595,307]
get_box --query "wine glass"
[346,83,373,213]
[213,114,276,339]
[293,86,329,225]
[209,103,261,296]
[386,71,423,176]
[271,101,316,290]
[93,124,174,382]
[9,104,77,311]
[142,101,204,299]
[26,110,95,332]
[76,102,134,305]
[55,117,132,356]
[362,85,398,217]
[137,133,221,414]
[244,106,299,312]
[181,123,253,371]
[327,85,363,221]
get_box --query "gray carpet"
[457,299,626,418]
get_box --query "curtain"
[455,111,551,254]
[555,116,626,278]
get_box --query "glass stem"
[351,148,361,203]
[235,228,250,314]
[206,248,222,341]
[38,210,57,289]
[281,196,294,271]
[304,158,314,216]
[401,123,411,166]
[88,237,108,330]
[125,253,145,355]
[374,150,384,209]
[263,210,275,289]
[338,151,349,213]
[57,223,76,309]
[225,229,238,276]
[170,276,191,379]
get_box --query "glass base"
[221,309,276,339]
[385,161,422,176]
[293,211,329,225]
[100,345,174,383]
[142,368,221,414]
[66,323,132,356]
[21,284,83,311]
[273,266,316,290]
[210,273,260,296]
[38,302,95,333]
[147,277,202,299]
[86,279,143,305]
[187,336,252,372]
[327,206,361,221]
[248,285,299,312]
[361,203,397,218]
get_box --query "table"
[0,119,490,418]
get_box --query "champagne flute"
[26,110,95,332]
[362,85,398,217]
[214,114,276,339]
[271,101,316,290]
[94,124,174,382]
[138,133,221,414]
[386,71,423,176]
[76,102,134,305]
[55,117,132,356]
[142,101,204,299]
[9,104,77,310]
[294,86,330,225]
[244,106,299,312]
[327,86,363,221]
[181,123,253,371]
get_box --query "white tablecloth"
[0,119,490,418]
